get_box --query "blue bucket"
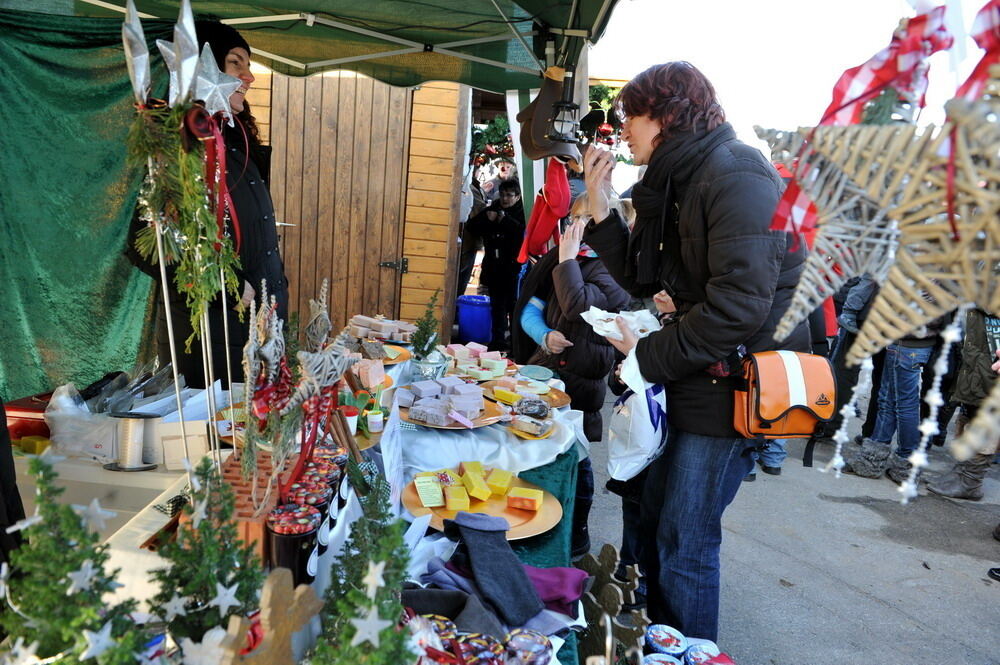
[456,295,492,345]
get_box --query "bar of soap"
[512,415,548,436]
[479,350,503,361]
[495,376,518,391]
[467,367,494,381]
[466,342,488,358]
[383,345,401,360]
[19,436,50,455]
[479,357,507,373]
[486,468,513,496]
[507,487,543,511]
[434,469,461,486]
[411,380,442,398]
[394,387,415,408]
[448,410,475,429]
[459,461,484,476]
[435,376,466,394]
[445,486,470,511]
[414,475,445,507]
[461,471,491,502]
[492,387,522,405]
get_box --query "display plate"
[401,471,562,540]
[480,381,571,409]
[398,399,504,430]
[382,345,411,366]
[507,421,558,441]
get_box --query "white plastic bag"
[580,306,662,341]
[44,384,116,462]
[607,349,668,481]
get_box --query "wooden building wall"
[247,70,469,342]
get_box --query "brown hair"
[615,62,725,143]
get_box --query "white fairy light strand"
[897,307,969,504]
[821,357,876,477]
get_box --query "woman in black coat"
[128,22,288,388]
[513,218,630,558]
[583,62,809,641]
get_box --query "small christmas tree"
[148,456,264,641]
[0,454,145,663]
[409,289,441,361]
[311,465,413,664]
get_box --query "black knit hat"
[195,20,251,70]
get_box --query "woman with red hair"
[584,62,809,641]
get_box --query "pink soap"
[448,410,475,429]
[446,344,470,359]
[353,359,385,388]
[479,351,503,361]
[466,342,488,359]
[495,376,517,391]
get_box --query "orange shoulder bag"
[733,351,836,439]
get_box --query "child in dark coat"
[513,204,630,558]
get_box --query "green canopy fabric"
[44,0,619,93]
[0,8,166,401]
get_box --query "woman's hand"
[545,330,574,354]
[992,349,1000,375]
[653,290,676,315]
[584,145,615,223]
[235,281,255,311]
[558,220,585,263]
[605,316,638,355]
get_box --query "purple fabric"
[446,561,587,618]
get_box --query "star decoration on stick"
[361,560,386,600]
[5,638,39,665]
[72,498,117,533]
[5,509,42,535]
[121,0,150,105]
[66,559,98,595]
[194,43,242,124]
[190,497,209,529]
[209,581,241,617]
[80,621,115,660]
[349,605,392,648]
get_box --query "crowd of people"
[461,61,1000,642]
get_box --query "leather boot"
[993,522,1000,543]
[926,452,993,501]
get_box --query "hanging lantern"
[547,100,580,143]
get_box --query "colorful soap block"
[512,415,549,436]
[411,380,442,399]
[466,342,488,358]
[18,436,50,455]
[445,486,470,511]
[446,344,471,359]
[479,350,503,361]
[353,359,385,388]
[492,387,522,405]
[495,376,518,391]
[459,461,484,476]
[479,357,507,373]
[394,387,415,408]
[452,383,484,398]
[486,468,513,496]
[467,367,494,381]
[461,471,492,501]
[507,487,543,511]
[448,410,475,428]
[435,376,466,394]
[434,469,461,486]
[414,475,445,508]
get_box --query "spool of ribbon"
[106,412,159,472]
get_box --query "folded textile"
[401,586,506,640]
[443,512,544,626]
[446,560,588,619]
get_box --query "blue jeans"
[640,426,755,641]
[749,438,788,471]
[871,343,934,458]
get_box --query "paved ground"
[586,396,1000,665]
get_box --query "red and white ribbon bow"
[957,0,1000,100]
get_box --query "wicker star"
[757,124,909,341]
[281,344,357,415]
[258,302,286,385]
[242,298,262,391]
[304,278,332,352]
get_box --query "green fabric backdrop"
[0,9,167,401]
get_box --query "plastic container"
[457,295,492,345]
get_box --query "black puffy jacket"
[586,125,810,437]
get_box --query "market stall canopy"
[24,0,621,92]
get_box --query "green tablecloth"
[514,448,581,665]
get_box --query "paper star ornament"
[66,559,98,595]
[190,497,208,530]
[361,560,386,600]
[209,581,241,617]
[350,605,392,648]
[180,626,228,665]
[4,638,39,665]
[80,621,115,660]
[193,42,242,124]
[72,498,117,533]
[162,593,189,622]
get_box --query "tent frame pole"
[486,0,544,72]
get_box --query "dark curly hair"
[615,62,726,143]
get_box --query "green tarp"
[0,0,619,400]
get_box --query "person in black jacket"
[513,213,630,558]
[583,62,809,641]
[466,179,525,350]
[128,21,288,388]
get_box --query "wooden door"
[268,72,413,331]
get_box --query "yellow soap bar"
[444,486,470,511]
[19,436,50,455]
[507,487,543,511]
[486,469,513,496]
[459,461,484,476]
[461,471,492,502]
[492,387,522,405]
[414,475,445,508]
[433,469,461,486]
